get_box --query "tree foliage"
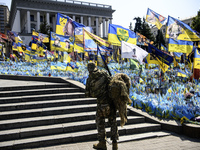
[133,17,155,42]
[191,11,200,33]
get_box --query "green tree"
[133,17,142,33]
[39,15,50,35]
[39,15,51,50]
[129,22,133,31]
[155,30,166,49]
[191,10,200,33]
[133,17,155,42]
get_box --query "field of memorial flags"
[0,8,200,124]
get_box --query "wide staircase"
[0,79,171,149]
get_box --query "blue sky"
[1,0,200,29]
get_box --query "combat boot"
[112,142,118,150]
[93,141,107,150]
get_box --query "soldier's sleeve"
[85,78,90,98]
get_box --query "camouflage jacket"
[85,69,111,104]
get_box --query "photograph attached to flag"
[193,48,200,69]
[56,13,85,36]
[146,8,166,29]
[50,32,75,53]
[166,16,200,41]
[108,24,137,46]
[121,41,148,64]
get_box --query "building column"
[88,16,91,27]
[46,12,50,25]
[109,18,112,24]
[16,10,21,33]
[73,15,75,21]
[53,14,56,32]
[27,10,31,33]
[37,12,40,31]
[99,22,102,37]
[81,16,83,24]
[106,19,109,37]
[95,17,99,36]
[103,18,106,38]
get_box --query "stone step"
[0,104,97,120]
[0,98,97,111]
[116,131,171,143]
[0,116,145,141]
[0,109,132,131]
[0,87,81,97]
[0,92,85,104]
[0,111,96,130]
[0,83,70,91]
[0,123,162,149]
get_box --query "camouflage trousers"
[96,103,119,141]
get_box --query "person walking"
[85,62,118,150]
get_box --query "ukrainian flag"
[75,26,92,43]
[38,33,49,43]
[56,13,85,36]
[193,48,200,69]
[97,45,106,68]
[166,16,200,41]
[74,43,84,53]
[24,46,31,61]
[31,31,39,50]
[146,8,166,30]
[108,24,137,46]
[168,38,194,53]
[84,29,111,52]
[177,69,188,78]
[50,32,75,53]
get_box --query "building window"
[30,15,34,21]
[50,17,52,23]
[31,23,36,31]
[40,16,43,22]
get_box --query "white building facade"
[9,0,115,45]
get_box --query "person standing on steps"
[85,62,119,150]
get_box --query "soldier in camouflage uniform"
[85,62,119,150]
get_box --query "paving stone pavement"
[23,133,200,150]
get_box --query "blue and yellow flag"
[8,31,23,43]
[50,32,75,53]
[166,16,199,53]
[56,13,85,36]
[75,26,92,43]
[108,24,137,46]
[12,42,18,51]
[146,8,166,30]
[31,31,47,57]
[193,48,200,69]
[84,29,111,52]
[177,69,188,78]
[97,45,106,68]
[24,46,31,61]
[146,53,159,65]
[148,44,173,72]
[166,16,200,41]
[168,38,194,53]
